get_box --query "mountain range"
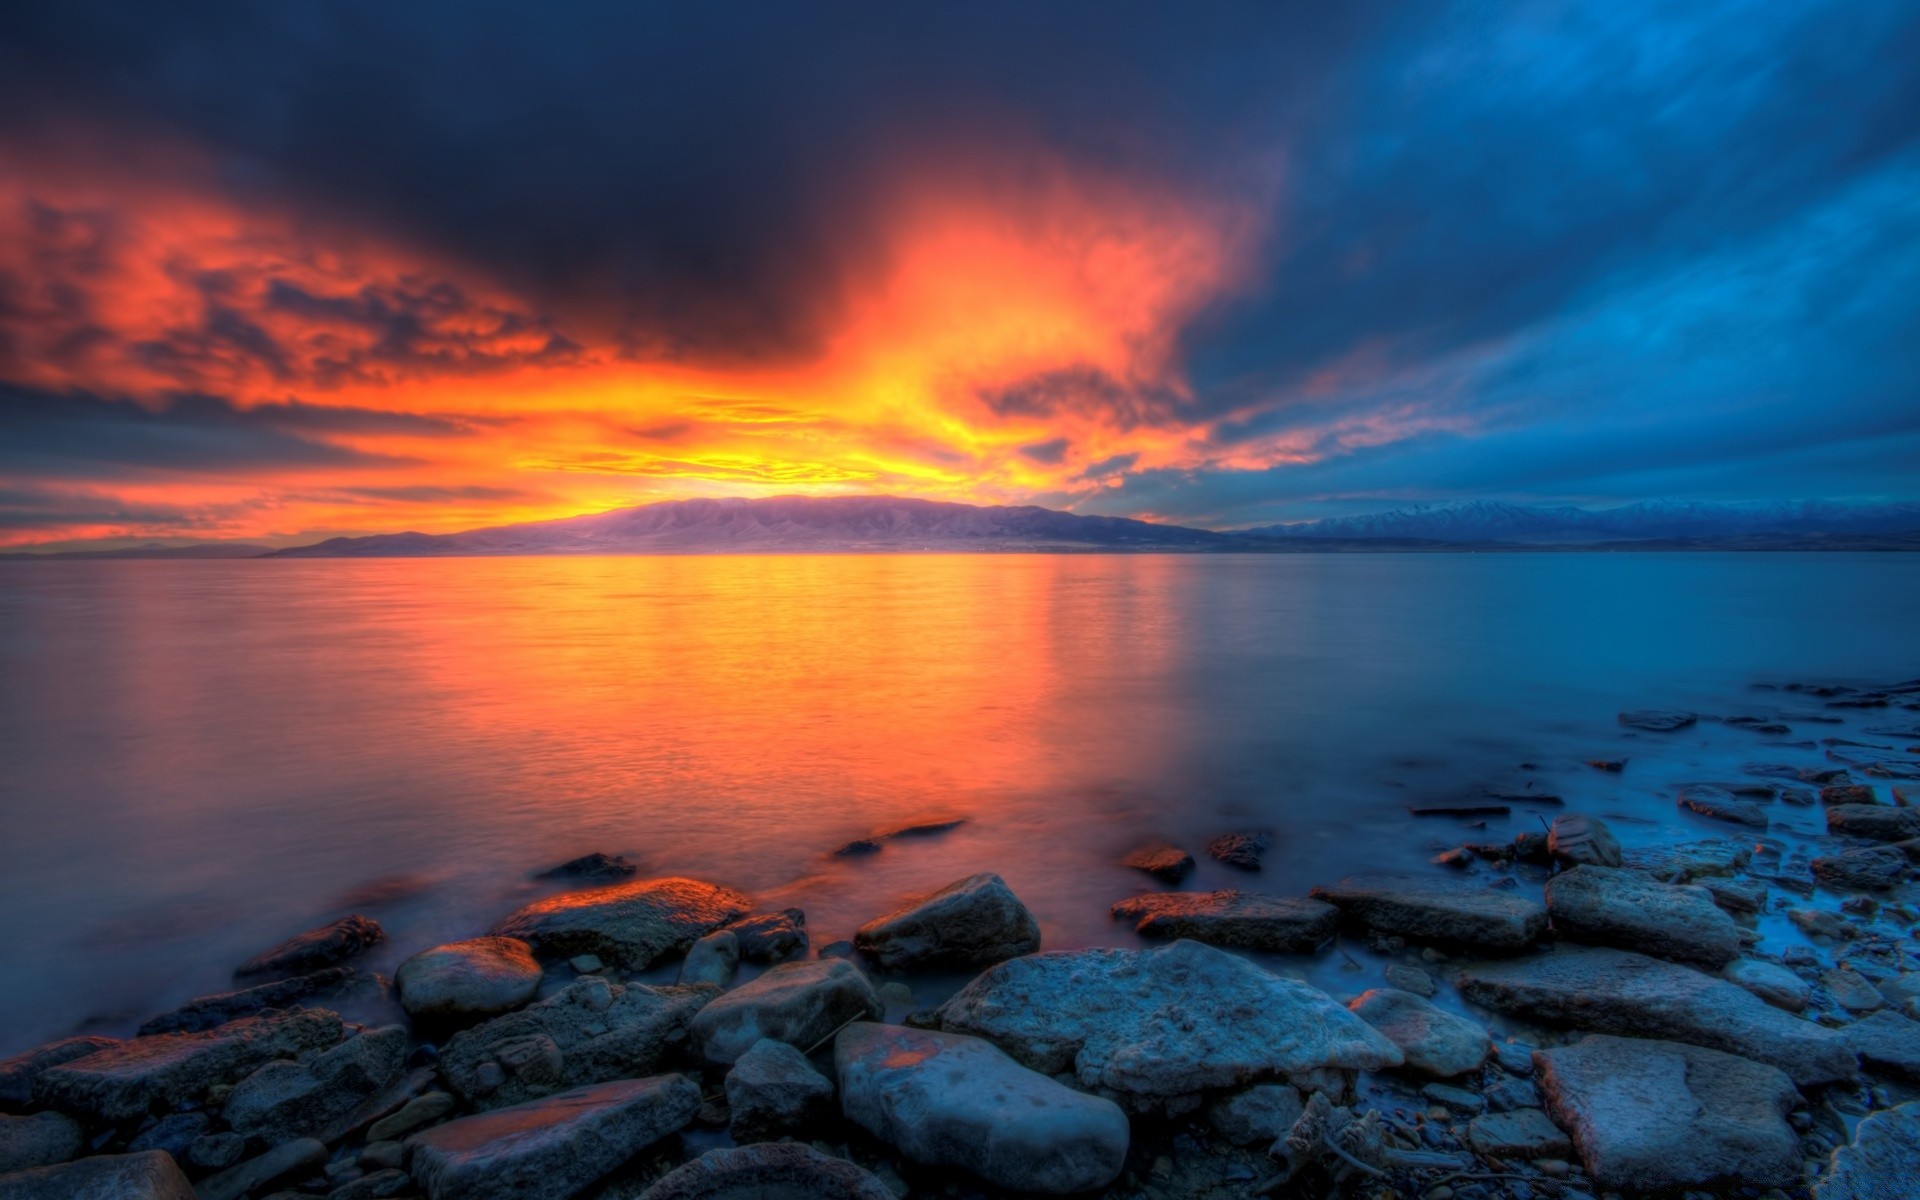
[1242,499,1920,543]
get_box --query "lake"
[2,551,1917,1055]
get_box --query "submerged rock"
[677,930,739,988]
[1838,1009,1920,1079]
[1346,989,1490,1077]
[223,1024,407,1143]
[0,1150,194,1200]
[1121,841,1195,883]
[1821,784,1881,806]
[853,873,1040,971]
[138,968,360,1036]
[1724,959,1813,1012]
[1467,1108,1571,1159]
[835,1022,1129,1194]
[725,1038,835,1143]
[691,959,882,1065]
[1544,865,1742,968]
[536,852,637,881]
[1619,710,1697,732]
[728,909,807,963]
[637,1144,895,1200]
[492,876,751,970]
[1828,804,1920,842]
[1812,846,1910,890]
[1536,1034,1799,1192]
[0,1112,82,1174]
[235,914,385,979]
[1308,874,1547,950]
[1207,1083,1303,1147]
[1620,838,1752,881]
[1110,891,1337,953]
[0,1037,119,1108]
[1546,813,1621,868]
[1207,832,1272,870]
[1677,785,1768,828]
[396,937,543,1019]
[1816,1100,1920,1200]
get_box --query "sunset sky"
[2,1,1917,549]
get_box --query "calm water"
[2,552,1917,1054]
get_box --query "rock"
[1484,1077,1540,1112]
[1546,814,1621,868]
[835,1022,1128,1194]
[1491,1041,1535,1075]
[1812,846,1909,890]
[1822,785,1881,806]
[126,1111,208,1158]
[1347,989,1490,1077]
[536,852,636,881]
[197,1138,327,1200]
[0,1037,119,1108]
[1620,838,1751,881]
[1828,805,1920,842]
[367,1091,456,1142]
[1677,785,1768,828]
[187,1133,245,1172]
[331,1168,411,1199]
[359,1141,405,1170]
[877,982,913,1007]
[1701,876,1766,913]
[832,839,882,858]
[1619,710,1696,732]
[1467,1108,1572,1159]
[636,1143,895,1200]
[1586,758,1626,772]
[1207,1084,1303,1147]
[1422,1082,1484,1114]
[1543,866,1742,968]
[1110,891,1337,952]
[729,909,807,962]
[1816,1100,1920,1200]
[406,1076,699,1200]
[439,976,714,1109]
[1838,1009,1920,1079]
[1826,968,1885,1013]
[725,1038,835,1143]
[224,1025,408,1143]
[493,877,751,970]
[236,915,385,978]
[1535,1034,1799,1191]
[1455,947,1855,1086]
[1724,959,1812,1012]
[0,1113,81,1174]
[1385,963,1437,997]
[1121,841,1195,883]
[677,930,739,987]
[138,968,360,1035]
[1207,832,1271,870]
[691,959,882,1065]
[396,938,543,1019]
[33,1008,342,1121]
[0,1150,194,1200]
[853,873,1040,971]
[568,954,602,973]
[1308,874,1547,951]
[1791,906,1858,940]
[938,940,1402,1102]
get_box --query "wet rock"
[187,1132,245,1172]
[1454,946,1856,1086]
[331,1168,411,1199]
[492,876,751,970]
[1828,805,1920,842]
[367,1090,456,1142]
[1484,1077,1540,1112]
[1535,1034,1799,1191]
[1511,830,1551,864]
[0,1150,194,1200]
[439,976,713,1109]
[34,1008,342,1121]
[691,959,882,1065]
[832,839,882,858]
[636,1143,895,1200]
[1838,1009,1920,1079]
[1423,1081,1484,1114]
[1812,846,1910,891]
[1619,710,1697,732]
[1815,1100,1920,1200]
[1207,832,1272,870]
[406,1075,699,1200]
[236,915,385,979]
[1121,841,1195,883]
[1586,758,1626,772]
[0,1037,118,1108]
[396,937,543,1019]
[853,873,1040,971]
[835,1022,1128,1194]
[728,909,807,963]
[1677,785,1768,828]
[1110,890,1337,953]
[1309,874,1547,951]
[1826,968,1885,1013]
[1467,1108,1571,1159]
[224,1024,408,1143]
[0,1113,81,1174]
[1822,785,1881,806]
[1620,838,1752,881]
[1206,1083,1303,1147]
[1546,814,1621,868]
[536,852,637,881]
[1791,907,1859,941]
[677,930,739,988]
[126,1111,207,1159]
[1544,866,1742,969]
[938,940,1402,1102]
[1386,963,1437,997]
[1701,876,1766,914]
[197,1138,326,1200]
[882,818,967,840]
[1491,1040,1535,1075]
[138,968,360,1036]
[725,1038,834,1143]
[1347,989,1489,1077]
[1724,959,1812,1012]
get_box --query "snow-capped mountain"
[1237,499,1920,543]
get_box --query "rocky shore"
[3,677,1920,1199]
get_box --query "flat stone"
[367,1091,456,1142]
[938,940,1402,1102]
[0,1038,118,1107]
[1206,1083,1303,1147]
[728,909,807,963]
[1620,838,1752,881]
[1347,989,1490,1077]
[198,1138,326,1200]
[492,877,751,970]
[1483,1077,1539,1112]
[0,1113,81,1174]
[34,1008,342,1121]
[439,976,714,1109]
[536,852,637,881]
[1812,846,1910,890]
[1822,784,1881,806]
[1827,968,1886,1013]
[853,873,1040,971]
[125,1111,207,1159]
[396,937,543,1018]
[331,1168,411,1199]
[1110,891,1337,953]
[1547,814,1621,868]
[1207,832,1271,870]
[0,1150,194,1200]
[224,1025,408,1143]
[236,915,384,978]
[406,1075,699,1200]
[1828,805,1920,842]
[1839,1009,1920,1079]
[1422,1082,1484,1114]
[1121,841,1195,883]
[636,1143,895,1200]
[835,1022,1129,1194]
[1816,1100,1920,1200]
[138,968,359,1035]
[1385,964,1437,997]
[1619,710,1696,732]
[1535,1034,1799,1191]
[1544,865,1742,968]
[725,1038,835,1143]
[1701,876,1766,913]
[1723,959,1812,1012]
[1467,1108,1571,1159]
[1308,874,1547,951]
[1677,785,1768,827]
[677,930,739,987]
[1454,946,1856,1086]
[1792,906,1859,941]
[690,959,882,1065]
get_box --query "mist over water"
[1,552,1917,1054]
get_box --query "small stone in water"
[570,954,604,973]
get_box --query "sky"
[1,1,1917,548]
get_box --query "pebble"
[570,954,604,973]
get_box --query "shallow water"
[1,551,1917,1054]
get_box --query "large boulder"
[439,975,714,1109]
[853,874,1040,970]
[1839,1009,1920,1079]
[492,877,751,969]
[938,940,1401,1103]
[406,1075,699,1200]
[1346,989,1490,1077]
[637,1144,894,1200]
[33,1008,342,1121]
[1308,874,1546,951]
[223,1024,408,1143]
[0,1150,194,1200]
[1455,947,1856,1086]
[1110,891,1337,953]
[1536,1035,1800,1191]
[1816,1100,1920,1200]
[137,968,360,1036]
[396,937,544,1018]
[1543,866,1742,968]
[1828,805,1920,842]
[836,1023,1128,1194]
[0,1113,81,1174]
[691,960,882,1065]
[236,915,384,978]
[1546,814,1621,868]
[725,1039,835,1144]
[0,1038,118,1108]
